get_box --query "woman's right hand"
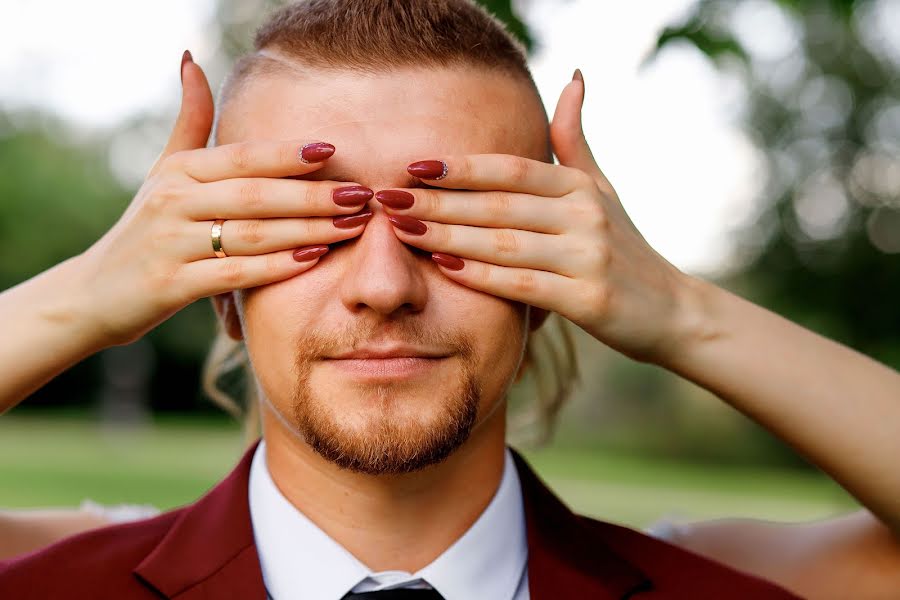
[73,53,373,347]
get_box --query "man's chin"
[301,413,477,475]
[290,366,481,475]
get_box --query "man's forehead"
[297,115,511,185]
[217,67,550,181]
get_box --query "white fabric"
[248,440,530,600]
[78,499,161,523]
[645,517,689,542]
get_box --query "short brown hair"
[214,0,539,143]
[204,0,579,445]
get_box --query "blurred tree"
[0,113,129,410]
[0,117,126,288]
[651,0,900,368]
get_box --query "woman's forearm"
[0,254,111,413]
[0,509,111,560]
[660,274,900,534]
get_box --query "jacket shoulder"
[579,515,801,598]
[0,508,182,600]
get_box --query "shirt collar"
[248,440,527,600]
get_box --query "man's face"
[217,64,549,474]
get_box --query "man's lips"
[327,344,451,360]
[325,357,444,379]
[323,345,451,380]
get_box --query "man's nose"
[338,206,428,317]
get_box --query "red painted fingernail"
[293,245,329,262]
[333,186,373,206]
[375,189,415,210]
[388,214,427,235]
[300,142,335,164]
[431,253,464,270]
[333,208,373,229]
[180,50,193,84]
[407,160,447,180]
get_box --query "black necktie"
[341,589,446,599]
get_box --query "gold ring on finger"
[211,219,228,258]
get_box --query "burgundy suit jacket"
[0,443,799,599]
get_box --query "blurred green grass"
[0,414,856,528]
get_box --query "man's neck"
[260,409,508,573]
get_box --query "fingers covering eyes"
[181,216,369,261]
[164,140,335,182]
[409,154,590,197]
[390,220,587,276]
[379,188,572,234]
[179,179,370,220]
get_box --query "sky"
[0,0,774,276]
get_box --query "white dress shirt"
[248,440,530,600]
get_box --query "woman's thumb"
[148,51,214,177]
[550,70,610,188]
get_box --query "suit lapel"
[510,448,653,600]
[133,441,267,600]
[132,442,649,600]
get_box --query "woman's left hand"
[377,71,698,364]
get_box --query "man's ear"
[211,292,244,341]
[528,306,550,332]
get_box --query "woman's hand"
[376,71,695,363]
[380,70,900,551]
[73,54,374,346]
[378,71,900,586]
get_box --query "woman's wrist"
[648,271,725,373]
[37,254,118,352]
[0,255,117,411]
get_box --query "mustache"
[292,318,476,362]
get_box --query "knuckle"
[278,142,297,167]
[235,219,264,245]
[512,270,538,295]
[569,167,595,189]
[159,150,188,174]
[238,180,265,210]
[473,262,492,283]
[420,189,441,213]
[573,199,608,231]
[158,184,184,204]
[502,156,529,184]
[146,181,183,213]
[219,260,245,286]
[584,242,610,271]
[457,156,473,180]
[299,217,319,239]
[228,142,253,171]
[300,182,320,210]
[146,259,181,293]
[435,223,453,246]
[144,191,166,215]
[590,207,610,231]
[585,282,611,315]
[264,251,285,277]
[596,243,611,269]
[492,229,520,254]
[487,192,512,219]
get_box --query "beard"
[286,319,481,475]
